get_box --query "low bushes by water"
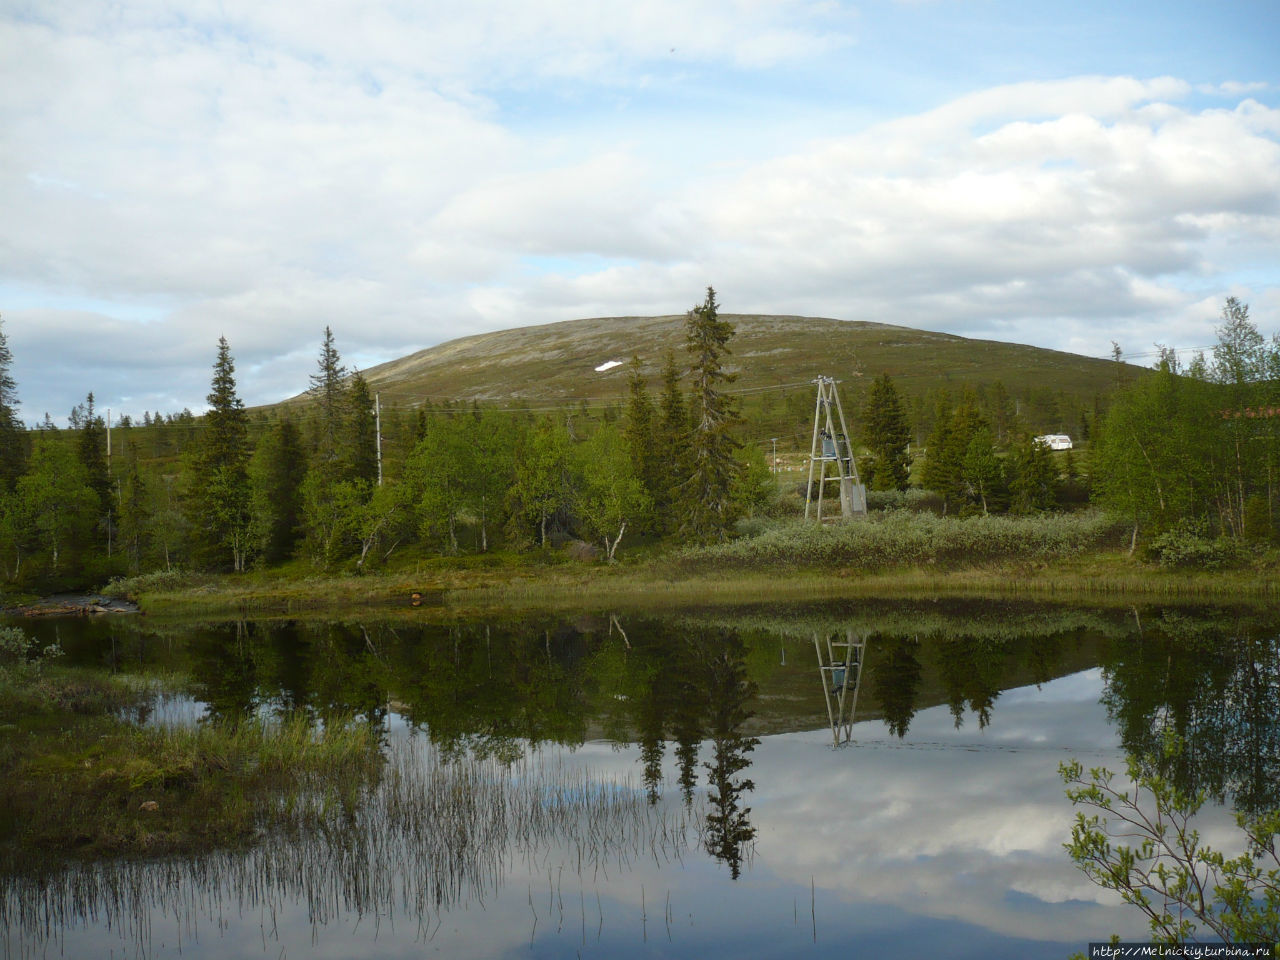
[680,509,1124,571]
[1143,520,1248,570]
[101,568,208,600]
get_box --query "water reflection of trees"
[868,636,920,738]
[1101,614,1280,815]
[606,626,760,877]
[177,617,763,876]
[861,630,1069,737]
[60,603,1280,855]
[186,620,392,731]
[698,634,760,879]
[934,637,1010,731]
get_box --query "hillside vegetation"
[282,313,1128,423]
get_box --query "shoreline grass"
[120,550,1279,621]
[78,510,1275,620]
[0,661,382,871]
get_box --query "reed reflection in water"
[9,602,1280,959]
[2,733,704,959]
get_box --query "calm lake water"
[4,599,1278,959]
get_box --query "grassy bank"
[113,515,1279,620]
[0,629,381,871]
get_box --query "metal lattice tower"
[814,631,866,746]
[804,376,867,521]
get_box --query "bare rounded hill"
[288,314,1124,407]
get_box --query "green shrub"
[1063,738,1280,947]
[865,488,937,513]
[0,626,63,678]
[677,509,1120,571]
[1146,521,1244,570]
[733,516,772,539]
[102,568,200,599]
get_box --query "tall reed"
[2,737,703,957]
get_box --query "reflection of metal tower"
[814,631,866,746]
[804,376,867,521]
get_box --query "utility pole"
[770,437,778,473]
[106,408,113,558]
[375,393,383,487]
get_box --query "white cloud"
[1199,81,1269,96]
[2,0,1278,420]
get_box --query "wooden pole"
[375,393,383,487]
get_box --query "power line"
[1087,344,1216,362]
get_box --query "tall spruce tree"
[920,392,956,510]
[678,287,742,543]
[1007,434,1059,514]
[190,337,251,570]
[342,370,378,486]
[247,417,307,564]
[861,373,911,491]
[309,326,348,464]
[922,389,989,513]
[0,315,27,490]
[75,392,113,549]
[299,329,373,565]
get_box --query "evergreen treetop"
[686,287,737,423]
[75,392,111,523]
[203,336,249,467]
[190,337,251,571]
[0,315,17,421]
[309,325,348,460]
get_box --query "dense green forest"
[0,294,1276,595]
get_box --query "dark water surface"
[4,600,1278,959]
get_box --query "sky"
[2,0,1279,423]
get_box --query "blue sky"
[2,0,1278,420]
